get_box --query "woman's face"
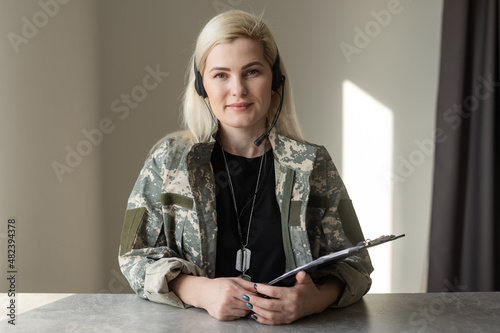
[203,37,273,136]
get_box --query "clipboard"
[267,234,405,286]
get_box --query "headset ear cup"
[194,60,207,98]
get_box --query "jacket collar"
[195,128,318,172]
[268,129,317,172]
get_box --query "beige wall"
[1,0,442,294]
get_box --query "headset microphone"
[254,75,285,146]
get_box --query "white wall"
[0,0,104,292]
[1,0,442,294]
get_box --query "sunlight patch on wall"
[342,80,394,293]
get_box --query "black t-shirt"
[212,141,285,283]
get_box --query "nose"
[231,76,247,96]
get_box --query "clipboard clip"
[358,234,405,247]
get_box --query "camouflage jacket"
[119,129,373,308]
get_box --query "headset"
[194,53,285,146]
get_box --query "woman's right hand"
[169,274,252,321]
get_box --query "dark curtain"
[428,0,499,292]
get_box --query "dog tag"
[235,248,251,272]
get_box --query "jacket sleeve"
[118,141,206,308]
[308,145,373,307]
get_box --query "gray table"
[2,292,499,332]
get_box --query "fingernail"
[246,302,253,310]
[250,314,258,321]
[253,284,258,290]
[242,295,250,301]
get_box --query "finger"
[250,293,305,325]
[223,309,251,320]
[246,294,282,312]
[250,306,294,326]
[252,283,283,300]
[220,279,254,309]
[231,277,257,292]
[294,271,312,285]
[231,280,261,304]
[207,302,250,321]
[231,308,251,318]
[217,310,250,321]
[295,271,306,284]
[221,277,256,298]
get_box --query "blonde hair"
[182,10,304,143]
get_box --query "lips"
[227,102,253,111]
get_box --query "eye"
[213,72,227,79]
[246,69,260,76]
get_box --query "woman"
[119,10,373,325]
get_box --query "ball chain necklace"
[220,141,266,281]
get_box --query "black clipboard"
[267,234,405,286]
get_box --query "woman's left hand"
[243,271,343,325]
